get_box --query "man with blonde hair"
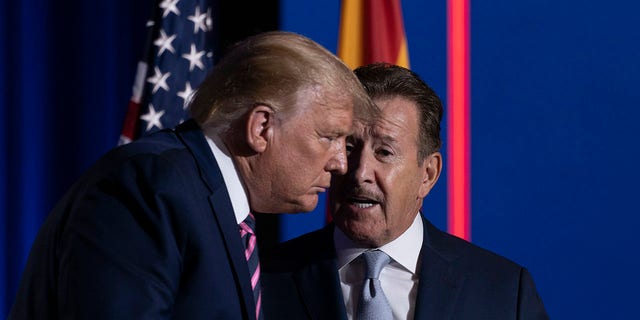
[9,31,376,320]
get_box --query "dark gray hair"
[354,63,443,160]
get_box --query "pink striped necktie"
[239,212,262,320]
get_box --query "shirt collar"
[334,213,424,274]
[205,134,250,224]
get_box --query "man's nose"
[326,145,348,175]
[351,150,374,185]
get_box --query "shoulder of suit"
[423,219,524,274]
[78,128,204,192]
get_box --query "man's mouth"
[348,196,379,209]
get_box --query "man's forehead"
[309,84,353,109]
[350,120,398,143]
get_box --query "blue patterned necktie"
[239,213,262,320]
[356,250,393,320]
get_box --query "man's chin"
[334,217,388,247]
[343,229,386,248]
[299,196,320,212]
[281,195,319,213]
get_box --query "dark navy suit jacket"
[262,216,549,319]
[9,120,257,319]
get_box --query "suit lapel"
[208,190,256,320]
[175,120,256,320]
[413,216,465,319]
[293,226,347,320]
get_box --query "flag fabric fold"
[337,0,410,70]
[120,0,215,145]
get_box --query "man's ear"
[419,152,442,198]
[246,104,275,153]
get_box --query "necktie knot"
[362,250,391,280]
[239,212,256,236]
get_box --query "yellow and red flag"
[337,0,409,69]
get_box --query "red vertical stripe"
[119,101,141,144]
[364,0,405,64]
[447,0,471,240]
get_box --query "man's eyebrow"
[370,129,398,145]
[319,128,348,137]
[337,128,351,136]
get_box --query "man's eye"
[376,148,393,157]
[345,143,354,154]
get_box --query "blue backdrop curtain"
[5,0,640,318]
[0,1,281,316]
[0,0,152,315]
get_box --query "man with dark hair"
[9,31,376,320]
[262,63,548,319]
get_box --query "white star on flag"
[140,104,166,131]
[188,6,208,33]
[120,0,214,143]
[147,66,171,94]
[177,82,194,109]
[160,0,181,18]
[182,44,205,71]
[154,29,177,56]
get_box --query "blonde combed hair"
[189,31,376,134]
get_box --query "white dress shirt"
[335,214,423,320]
[205,135,250,224]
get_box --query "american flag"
[119,0,215,145]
